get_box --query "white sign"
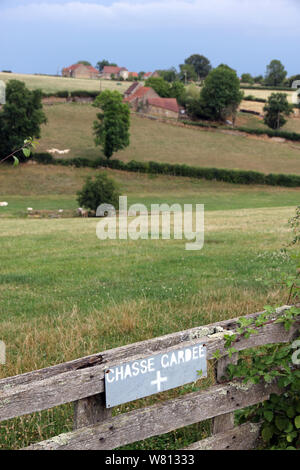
[105,342,207,408]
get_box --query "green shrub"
[77,173,120,212]
[33,152,55,164]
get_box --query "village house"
[143,71,160,79]
[146,97,180,119]
[62,63,99,79]
[101,66,128,80]
[124,86,159,110]
[123,83,180,119]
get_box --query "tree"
[96,60,117,72]
[184,54,212,80]
[93,90,130,159]
[178,64,197,83]
[77,173,120,212]
[0,80,47,161]
[77,60,91,66]
[144,77,185,102]
[265,60,287,86]
[241,73,254,84]
[158,68,178,82]
[254,75,264,84]
[199,65,243,122]
[263,93,293,129]
[144,77,171,97]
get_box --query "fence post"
[73,393,111,429]
[212,353,238,434]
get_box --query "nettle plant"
[220,305,300,450]
[213,208,300,450]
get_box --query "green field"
[37,103,300,175]
[0,161,299,448]
[237,111,300,134]
[0,72,129,94]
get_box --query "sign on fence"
[105,342,207,408]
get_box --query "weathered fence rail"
[0,305,299,450]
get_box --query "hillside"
[36,103,300,175]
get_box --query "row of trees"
[78,56,298,89]
[241,59,295,87]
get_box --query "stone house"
[62,63,99,79]
[124,86,159,110]
[145,97,180,119]
[101,66,128,80]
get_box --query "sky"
[1,0,299,77]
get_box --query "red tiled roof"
[144,72,152,78]
[63,64,98,74]
[124,86,152,102]
[147,97,179,113]
[129,72,138,78]
[102,66,126,74]
[124,82,140,95]
[87,65,99,74]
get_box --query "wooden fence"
[0,305,299,450]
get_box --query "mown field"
[0,162,299,449]
[37,103,300,175]
[241,88,297,103]
[0,72,129,94]
[236,111,300,134]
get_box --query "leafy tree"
[144,77,171,97]
[93,90,130,159]
[0,80,47,162]
[241,73,254,84]
[96,60,117,72]
[254,75,264,84]
[184,54,212,80]
[265,60,287,86]
[158,68,178,82]
[144,77,185,102]
[263,93,293,129]
[77,60,91,66]
[77,173,120,212]
[178,63,197,82]
[199,65,243,122]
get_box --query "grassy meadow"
[0,161,299,449]
[0,72,129,94]
[37,103,300,175]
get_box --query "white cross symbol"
[151,371,167,392]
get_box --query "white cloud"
[1,0,300,35]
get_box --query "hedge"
[240,85,293,92]
[32,153,300,187]
[42,90,100,99]
[183,119,300,142]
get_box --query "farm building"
[101,66,128,80]
[124,86,159,110]
[62,63,99,79]
[145,97,180,119]
[144,71,160,79]
[124,82,142,98]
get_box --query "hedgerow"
[32,153,300,187]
